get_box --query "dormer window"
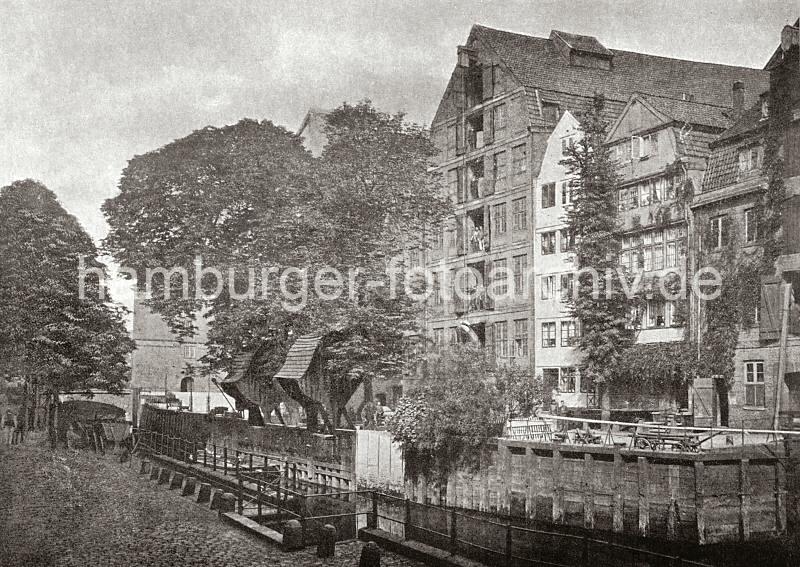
[542,102,560,125]
[760,96,770,120]
[738,145,764,175]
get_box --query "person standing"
[3,411,16,446]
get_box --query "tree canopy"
[103,102,450,422]
[0,180,133,401]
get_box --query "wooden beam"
[667,464,680,539]
[526,448,539,523]
[775,460,787,534]
[612,450,624,533]
[637,456,649,537]
[583,452,595,530]
[695,461,706,545]
[739,458,751,541]
[552,448,564,524]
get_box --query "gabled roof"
[607,93,732,142]
[713,102,767,146]
[434,25,770,127]
[471,25,767,108]
[274,334,322,381]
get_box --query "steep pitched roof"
[274,334,322,381]
[637,94,733,130]
[472,25,768,108]
[432,25,770,127]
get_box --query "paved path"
[0,437,422,567]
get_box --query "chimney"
[732,81,745,118]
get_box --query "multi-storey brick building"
[424,24,768,409]
[693,22,800,429]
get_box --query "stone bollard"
[158,467,171,485]
[139,459,151,475]
[359,541,381,567]
[169,472,184,490]
[210,489,223,510]
[196,483,212,504]
[182,476,197,497]
[316,524,336,558]
[149,466,160,481]
[282,519,304,551]
[218,492,237,515]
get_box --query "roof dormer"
[549,30,613,70]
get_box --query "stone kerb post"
[218,492,237,516]
[139,459,151,475]
[282,519,304,551]
[158,467,171,485]
[359,541,380,567]
[197,482,212,504]
[317,524,336,558]
[182,476,197,497]
[210,489,223,510]
[169,472,184,490]
[149,465,160,481]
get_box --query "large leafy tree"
[562,95,633,411]
[103,103,449,427]
[0,180,134,445]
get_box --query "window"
[652,244,664,270]
[543,368,560,393]
[560,229,574,252]
[495,321,509,357]
[666,242,677,268]
[432,272,442,305]
[433,328,444,346]
[639,183,651,206]
[541,322,556,348]
[761,97,770,119]
[512,144,527,174]
[449,326,459,345]
[745,208,757,243]
[640,133,658,158]
[447,168,459,200]
[180,377,194,392]
[493,104,507,133]
[432,225,443,250]
[541,275,557,300]
[493,203,507,234]
[560,273,574,301]
[541,182,556,208]
[513,254,527,295]
[561,320,578,346]
[647,300,666,328]
[182,345,195,359]
[561,137,574,157]
[744,361,765,407]
[493,151,507,182]
[560,181,570,205]
[409,248,420,267]
[513,319,528,357]
[494,258,508,295]
[559,367,576,392]
[447,124,457,158]
[709,215,729,249]
[579,372,595,393]
[542,102,560,124]
[643,246,653,271]
[512,197,527,230]
[738,145,764,174]
[541,231,556,255]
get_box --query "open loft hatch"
[467,113,484,151]
[456,321,486,346]
[466,157,485,200]
[467,207,489,252]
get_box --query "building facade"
[423,24,768,411]
[693,22,800,429]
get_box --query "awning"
[274,334,322,382]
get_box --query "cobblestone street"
[0,437,422,567]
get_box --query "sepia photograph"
[1,1,799,565]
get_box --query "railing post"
[257,478,263,517]
[249,452,253,472]
[203,443,207,467]
[224,446,228,475]
[581,536,589,566]
[237,460,243,515]
[505,521,512,567]
[370,492,378,529]
[404,498,411,539]
[213,444,217,471]
[450,507,457,554]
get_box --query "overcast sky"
[1,0,796,307]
